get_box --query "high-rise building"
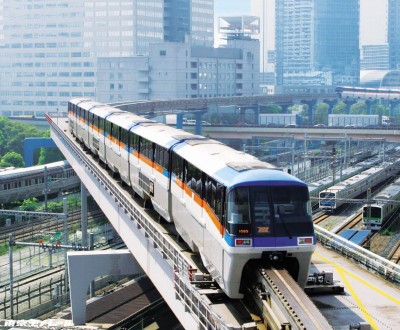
[275,0,360,93]
[388,0,400,70]
[0,0,214,117]
[361,45,389,70]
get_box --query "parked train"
[0,161,79,204]
[319,161,400,211]
[68,98,316,299]
[362,177,400,230]
[335,86,400,101]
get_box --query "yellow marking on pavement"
[314,252,400,305]
[336,267,378,330]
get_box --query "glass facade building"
[0,0,214,117]
[275,0,359,92]
[388,0,400,70]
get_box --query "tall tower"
[275,0,359,93]
[251,0,275,75]
[388,0,400,69]
[0,0,214,117]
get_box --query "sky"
[215,0,387,46]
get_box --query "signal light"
[38,239,43,245]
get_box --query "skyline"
[215,0,387,46]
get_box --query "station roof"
[360,70,400,88]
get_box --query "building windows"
[160,50,166,56]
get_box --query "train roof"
[321,165,386,193]
[76,100,103,111]
[106,111,155,129]
[90,105,125,118]
[372,177,400,202]
[0,161,70,179]
[69,97,92,106]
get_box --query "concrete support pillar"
[81,182,88,247]
[389,101,400,118]
[344,100,356,114]
[68,250,142,325]
[365,100,374,115]
[194,112,203,135]
[302,100,317,125]
[324,99,337,115]
[176,113,184,129]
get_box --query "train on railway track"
[0,161,79,204]
[335,86,400,100]
[68,97,316,299]
[319,161,400,211]
[362,177,400,231]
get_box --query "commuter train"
[362,177,400,230]
[68,98,316,299]
[319,162,400,211]
[335,86,400,100]
[0,161,79,204]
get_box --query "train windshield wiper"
[277,207,292,239]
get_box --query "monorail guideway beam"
[47,116,228,329]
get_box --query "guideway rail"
[46,115,230,329]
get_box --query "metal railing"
[315,225,400,285]
[47,115,231,330]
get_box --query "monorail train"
[68,98,316,299]
[362,177,400,231]
[335,86,400,100]
[0,161,79,204]
[319,161,400,211]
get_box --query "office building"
[361,45,389,70]
[388,0,400,69]
[0,0,214,117]
[275,0,359,93]
[96,39,260,102]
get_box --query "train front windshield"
[226,186,313,237]
[319,192,335,208]
[363,206,381,220]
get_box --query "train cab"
[319,191,336,210]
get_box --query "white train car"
[362,177,400,230]
[319,161,400,211]
[69,98,316,299]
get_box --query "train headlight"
[298,237,313,245]
[235,238,252,247]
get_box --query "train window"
[171,152,184,180]
[110,123,119,140]
[272,186,312,236]
[129,132,139,152]
[227,187,250,224]
[154,145,169,169]
[185,161,202,196]
[205,176,225,222]
[140,137,154,161]
[104,120,111,136]
[120,127,128,146]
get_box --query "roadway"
[199,125,400,143]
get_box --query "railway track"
[243,261,331,329]
[0,207,103,245]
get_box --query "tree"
[37,147,64,165]
[314,102,329,125]
[332,101,346,114]
[19,198,38,211]
[0,152,24,168]
[350,102,367,114]
[259,104,282,113]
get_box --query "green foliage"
[333,101,347,114]
[259,104,281,113]
[0,152,24,168]
[0,117,44,158]
[37,147,64,165]
[350,102,367,114]
[19,198,39,211]
[380,228,395,236]
[371,104,390,116]
[314,102,329,125]
[38,201,64,213]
